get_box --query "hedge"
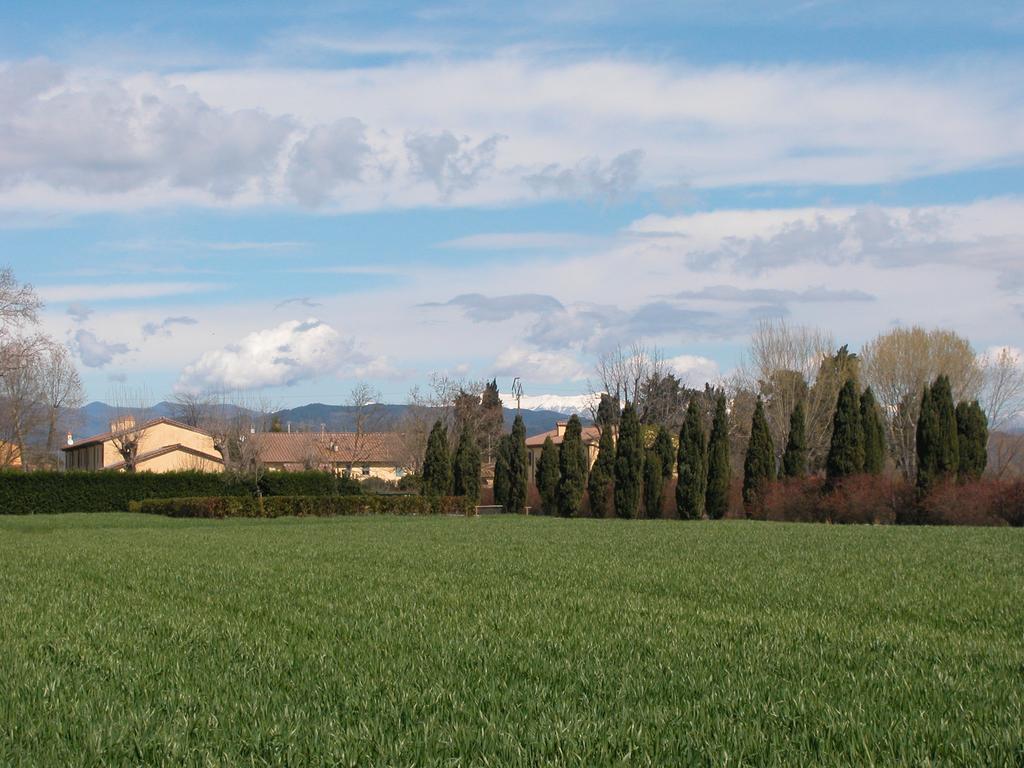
[129,495,476,518]
[0,470,362,515]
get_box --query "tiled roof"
[257,432,406,465]
[525,425,602,448]
[63,417,213,450]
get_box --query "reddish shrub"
[918,479,1023,527]
[723,479,747,519]
[821,475,907,525]
[756,477,826,523]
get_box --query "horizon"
[2,1,1023,405]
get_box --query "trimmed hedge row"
[0,470,362,515]
[129,495,476,518]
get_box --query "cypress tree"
[587,425,615,518]
[781,400,807,478]
[595,393,621,430]
[452,423,481,503]
[931,375,960,480]
[654,426,675,482]
[916,384,939,491]
[676,398,707,519]
[956,400,988,481]
[493,434,512,508]
[506,414,529,514]
[614,402,644,519]
[536,435,560,515]
[705,392,731,520]
[421,420,452,496]
[860,386,887,475]
[557,414,587,517]
[643,448,664,519]
[826,379,865,484]
[743,397,775,506]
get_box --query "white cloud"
[72,329,131,368]
[2,53,1020,212]
[438,232,603,251]
[141,315,198,338]
[665,354,721,387]
[493,346,587,383]
[176,318,351,392]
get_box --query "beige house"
[62,417,223,473]
[525,421,604,483]
[257,432,409,481]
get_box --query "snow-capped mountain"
[503,393,597,417]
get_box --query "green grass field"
[1,514,1021,766]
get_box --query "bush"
[258,471,361,497]
[756,477,827,523]
[0,471,251,515]
[0,469,362,515]
[820,475,906,525]
[129,494,476,519]
[918,479,1024,527]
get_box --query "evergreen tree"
[860,386,887,475]
[705,392,731,520]
[494,434,512,508]
[614,402,644,519]
[826,379,865,483]
[743,397,775,506]
[479,379,504,463]
[270,416,284,433]
[421,420,452,496]
[931,374,960,480]
[595,393,621,431]
[781,400,807,478]
[587,424,615,518]
[676,398,707,519]
[506,414,529,514]
[536,435,560,515]
[643,448,664,519]
[654,426,675,482]
[915,384,939,491]
[452,423,481,503]
[955,400,988,481]
[557,414,588,517]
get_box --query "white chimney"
[66,432,74,446]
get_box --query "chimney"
[556,420,568,437]
[66,432,74,446]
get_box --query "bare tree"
[738,319,837,468]
[0,267,41,340]
[0,336,46,470]
[980,346,1024,477]
[860,326,983,478]
[38,341,85,456]
[170,390,213,428]
[592,343,665,407]
[399,373,484,472]
[200,391,277,485]
[349,382,384,467]
[107,387,153,472]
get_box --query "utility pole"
[511,377,524,415]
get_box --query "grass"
[0,514,1021,766]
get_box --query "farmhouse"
[62,417,223,473]
[525,421,603,483]
[257,431,408,480]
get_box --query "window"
[361,465,371,476]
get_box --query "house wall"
[264,462,406,482]
[134,450,222,473]
[100,423,219,471]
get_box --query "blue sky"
[2,0,1023,407]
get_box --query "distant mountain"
[270,403,583,437]
[69,401,586,441]
[509,393,596,417]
